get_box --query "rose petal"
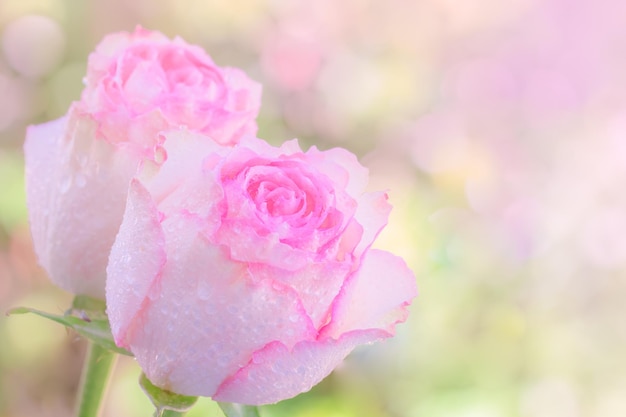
[83,27,170,107]
[213,329,388,405]
[306,145,369,198]
[122,60,168,112]
[221,67,262,113]
[93,109,170,154]
[217,222,310,270]
[249,259,352,329]
[321,249,417,338]
[138,129,225,223]
[106,179,167,347]
[352,191,392,257]
[25,107,138,298]
[24,116,67,274]
[117,210,318,396]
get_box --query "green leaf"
[6,305,132,356]
[140,373,198,416]
[218,402,262,417]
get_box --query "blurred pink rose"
[106,130,417,405]
[80,26,261,147]
[24,28,261,298]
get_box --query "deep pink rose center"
[244,164,314,222]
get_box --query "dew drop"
[143,325,153,335]
[59,176,72,194]
[77,155,88,168]
[197,279,212,300]
[75,173,87,188]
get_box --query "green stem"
[218,402,261,417]
[159,410,185,417]
[75,341,117,417]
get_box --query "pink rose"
[80,26,261,148]
[24,28,261,298]
[106,130,417,405]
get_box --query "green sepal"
[71,294,107,312]
[140,373,198,416]
[218,402,262,417]
[7,295,132,356]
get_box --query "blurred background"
[1,0,626,416]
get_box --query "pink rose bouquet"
[24,27,261,298]
[106,130,417,405]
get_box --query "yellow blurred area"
[2,0,626,416]
[0,0,67,26]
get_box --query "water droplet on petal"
[75,173,87,187]
[59,176,72,193]
[197,279,212,300]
